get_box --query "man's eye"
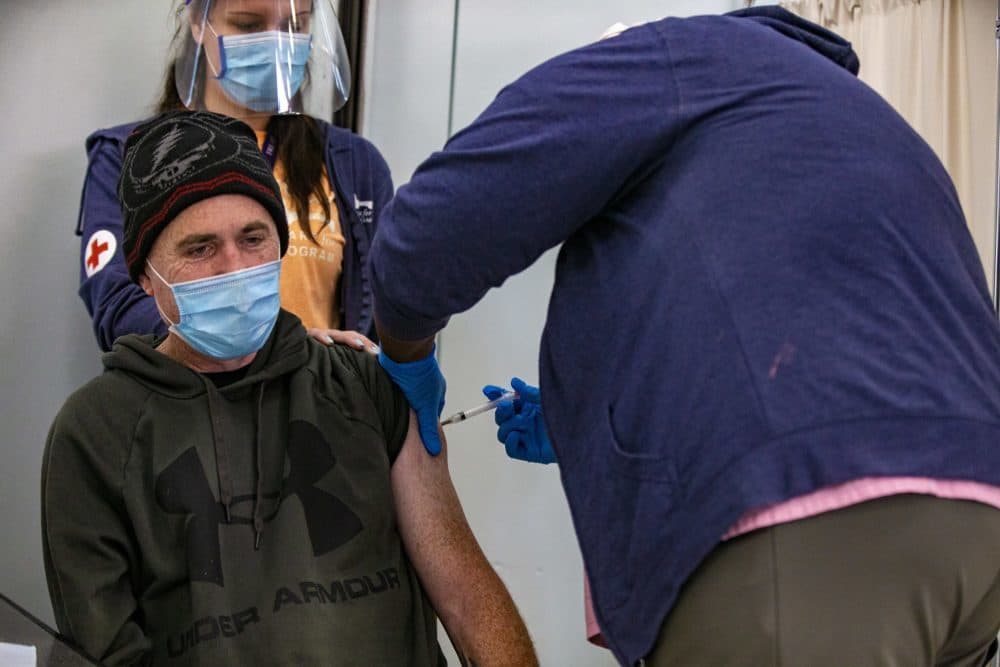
[245,235,265,247]
[187,245,211,258]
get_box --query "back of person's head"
[117,110,289,282]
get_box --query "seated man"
[41,110,537,667]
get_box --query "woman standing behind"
[77,0,389,352]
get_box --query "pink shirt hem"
[584,477,1000,647]
[723,477,1000,539]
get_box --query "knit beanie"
[118,110,288,281]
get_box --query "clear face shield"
[172,0,350,122]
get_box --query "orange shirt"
[257,131,345,329]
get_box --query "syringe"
[440,392,517,426]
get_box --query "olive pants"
[645,495,1000,667]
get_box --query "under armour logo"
[156,448,226,585]
[156,421,363,586]
[282,421,364,557]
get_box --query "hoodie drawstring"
[204,377,269,549]
[203,381,234,524]
[252,382,268,550]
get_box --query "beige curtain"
[779,0,995,291]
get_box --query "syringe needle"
[440,392,517,426]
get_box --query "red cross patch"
[84,230,117,278]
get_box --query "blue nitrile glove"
[482,377,556,464]
[378,346,446,456]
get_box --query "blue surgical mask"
[210,28,312,113]
[147,259,282,360]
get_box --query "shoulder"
[302,336,380,391]
[303,340,405,416]
[83,119,150,174]
[55,368,149,426]
[314,119,389,166]
[47,370,151,464]
[85,119,146,154]
[506,21,672,99]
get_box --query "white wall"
[361,0,458,187]
[0,1,174,623]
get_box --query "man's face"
[139,193,281,323]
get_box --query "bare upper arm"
[390,411,480,608]
[390,412,538,665]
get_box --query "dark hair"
[155,8,331,245]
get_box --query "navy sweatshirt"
[370,8,1000,664]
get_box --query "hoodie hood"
[103,309,309,398]
[727,6,860,75]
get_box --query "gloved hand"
[378,347,446,456]
[482,377,556,464]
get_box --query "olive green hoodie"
[42,311,443,666]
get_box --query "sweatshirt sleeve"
[41,386,151,666]
[77,133,166,352]
[369,23,681,341]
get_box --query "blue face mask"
[211,29,312,113]
[147,259,282,360]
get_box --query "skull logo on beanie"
[118,110,288,281]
